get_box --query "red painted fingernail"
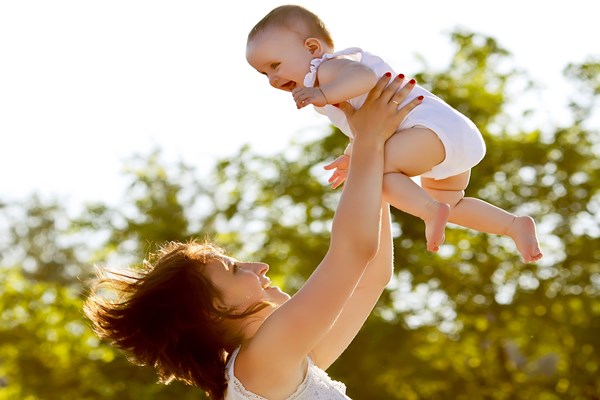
[384,72,392,77]
[418,95,424,101]
[397,74,405,79]
[409,79,416,84]
[332,103,340,108]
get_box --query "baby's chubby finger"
[331,177,344,189]
[323,159,339,170]
[292,88,306,108]
[323,154,347,170]
[327,169,341,181]
[292,88,301,101]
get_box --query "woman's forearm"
[359,203,394,288]
[330,73,421,263]
[331,135,385,259]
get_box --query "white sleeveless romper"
[304,47,486,180]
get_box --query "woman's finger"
[379,73,407,104]
[363,72,392,103]
[396,95,424,119]
[390,77,416,105]
[335,100,355,119]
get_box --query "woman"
[84,74,421,399]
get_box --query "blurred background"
[1,1,599,399]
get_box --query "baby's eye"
[270,62,280,70]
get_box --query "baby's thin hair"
[248,4,334,48]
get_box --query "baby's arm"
[293,58,377,109]
[343,140,353,157]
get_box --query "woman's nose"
[250,262,269,275]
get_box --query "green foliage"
[0,268,208,399]
[0,31,598,399]
[0,195,86,286]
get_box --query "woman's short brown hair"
[84,240,269,399]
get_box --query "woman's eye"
[270,62,280,70]
[232,264,239,273]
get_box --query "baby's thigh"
[384,127,445,176]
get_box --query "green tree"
[0,267,210,400]
[0,196,87,287]
[1,31,598,399]
[207,33,600,399]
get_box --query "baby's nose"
[268,75,280,88]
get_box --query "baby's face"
[246,26,317,92]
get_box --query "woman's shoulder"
[224,347,265,400]
[225,345,306,400]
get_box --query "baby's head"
[246,5,334,92]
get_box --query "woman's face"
[204,256,290,313]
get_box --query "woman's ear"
[304,37,324,56]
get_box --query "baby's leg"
[382,127,450,252]
[422,172,543,263]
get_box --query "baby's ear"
[304,38,323,55]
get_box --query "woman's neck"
[238,305,276,343]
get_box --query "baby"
[246,5,542,262]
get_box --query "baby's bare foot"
[506,216,543,263]
[424,202,451,252]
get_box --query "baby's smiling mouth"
[280,81,296,91]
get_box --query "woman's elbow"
[354,237,380,263]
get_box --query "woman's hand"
[324,74,422,188]
[337,73,421,142]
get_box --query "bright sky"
[1,0,597,209]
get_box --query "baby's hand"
[323,154,350,189]
[292,87,327,109]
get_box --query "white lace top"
[224,347,351,400]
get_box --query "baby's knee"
[382,173,396,199]
[383,153,400,174]
[423,187,465,208]
[383,138,409,174]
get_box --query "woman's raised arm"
[244,73,421,373]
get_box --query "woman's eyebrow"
[224,258,237,272]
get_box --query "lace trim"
[308,363,347,394]
[229,375,268,400]
[226,348,347,399]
